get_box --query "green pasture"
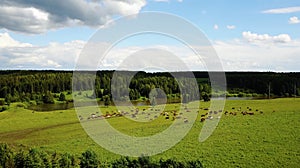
[0,98,299,167]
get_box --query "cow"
[247,112,254,115]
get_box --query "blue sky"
[0,0,299,71]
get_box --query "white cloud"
[242,31,292,44]
[0,32,85,69]
[214,39,300,72]
[226,25,236,30]
[0,0,146,34]
[0,33,32,47]
[289,16,300,24]
[1,32,300,72]
[262,6,300,14]
[214,24,219,30]
[153,0,182,3]
[153,0,169,2]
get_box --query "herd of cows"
[79,104,265,124]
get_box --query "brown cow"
[247,112,254,115]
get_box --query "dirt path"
[0,121,79,142]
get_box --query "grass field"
[0,98,299,167]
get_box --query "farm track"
[0,121,79,141]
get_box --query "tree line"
[0,71,299,105]
[0,143,203,168]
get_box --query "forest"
[0,70,299,106]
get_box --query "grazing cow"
[201,114,206,117]
[204,108,209,110]
[214,111,218,114]
[247,112,254,115]
[232,107,235,110]
[260,111,264,114]
[165,116,169,119]
[184,119,189,123]
[230,112,237,116]
[91,114,96,119]
[207,116,213,120]
[200,118,205,122]
[209,111,213,114]
[241,111,247,115]
[218,110,222,113]
[224,111,228,115]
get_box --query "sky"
[0,0,299,71]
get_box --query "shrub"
[80,149,100,168]
[238,92,246,97]
[24,148,47,168]
[159,158,185,168]
[186,160,204,168]
[59,153,77,168]
[43,92,55,104]
[0,99,5,106]
[59,93,66,101]
[0,143,14,168]
[14,150,26,168]
[0,144,204,168]
[0,106,8,112]
[16,103,26,108]
[111,156,158,168]
[202,93,210,102]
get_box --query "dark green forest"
[0,71,299,106]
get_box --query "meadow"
[0,98,299,167]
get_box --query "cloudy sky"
[0,0,299,71]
